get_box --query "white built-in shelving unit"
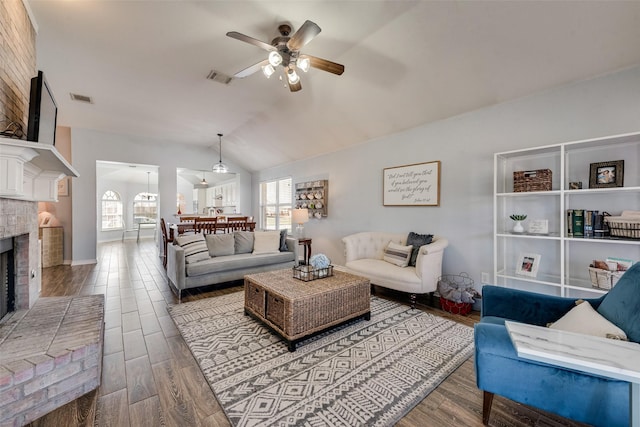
[494,131,640,298]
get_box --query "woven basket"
[588,266,624,290]
[513,169,552,192]
[439,297,472,315]
[604,210,640,239]
[292,265,334,281]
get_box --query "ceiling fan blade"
[287,20,321,51]
[288,79,302,92]
[226,31,275,52]
[234,59,269,78]
[304,55,345,75]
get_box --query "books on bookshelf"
[567,209,610,238]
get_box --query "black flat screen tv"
[27,70,58,145]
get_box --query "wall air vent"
[69,93,93,104]
[207,70,233,85]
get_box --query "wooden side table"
[298,238,312,265]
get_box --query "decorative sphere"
[309,253,330,269]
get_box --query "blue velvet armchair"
[475,262,640,427]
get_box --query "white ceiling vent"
[69,93,93,104]
[207,70,233,85]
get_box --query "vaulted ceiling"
[28,1,640,172]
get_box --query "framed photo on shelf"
[589,160,624,189]
[516,253,541,278]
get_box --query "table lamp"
[292,208,309,239]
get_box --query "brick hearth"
[0,295,104,426]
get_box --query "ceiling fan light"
[262,64,275,78]
[287,69,300,84]
[297,57,310,73]
[268,51,283,67]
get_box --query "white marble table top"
[505,321,640,384]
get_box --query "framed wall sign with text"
[383,160,441,206]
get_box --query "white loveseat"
[342,232,448,306]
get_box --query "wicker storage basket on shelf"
[604,210,640,239]
[588,266,624,290]
[513,169,552,192]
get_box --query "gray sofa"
[167,230,298,301]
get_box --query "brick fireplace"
[0,198,41,311]
[0,197,104,426]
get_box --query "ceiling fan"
[226,20,345,92]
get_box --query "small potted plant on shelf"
[509,214,527,233]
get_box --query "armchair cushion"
[406,232,433,266]
[596,262,640,342]
[382,242,413,267]
[549,300,627,340]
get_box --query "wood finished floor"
[30,239,586,427]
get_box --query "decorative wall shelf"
[295,180,328,218]
[0,137,79,202]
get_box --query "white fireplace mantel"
[0,137,79,202]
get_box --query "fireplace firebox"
[0,237,15,320]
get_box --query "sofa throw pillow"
[253,230,282,255]
[234,231,254,254]
[549,300,628,341]
[406,232,433,266]
[175,233,209,264]
[279,229,288,252]
[205,233,235,257]
[383,242,413,268]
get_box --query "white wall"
[70,129,252,264]
[253,65,640,289]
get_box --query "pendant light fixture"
[144,171,153,200]
[212,133,229,174]
[194,171,209,189]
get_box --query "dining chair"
[227,216,249,232]
[178,216,197,233]
[194,217,218,234]
[160,218,172,268]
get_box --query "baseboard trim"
[70,259,97,266]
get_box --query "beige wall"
[38,126,73,263]
[0,0,36,133]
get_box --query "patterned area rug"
[168,292,474,427]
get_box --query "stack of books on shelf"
[567,209,610,238]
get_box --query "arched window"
[133,192,157,224]
[101,190,123,231]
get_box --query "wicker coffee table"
[244,269,371,351]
